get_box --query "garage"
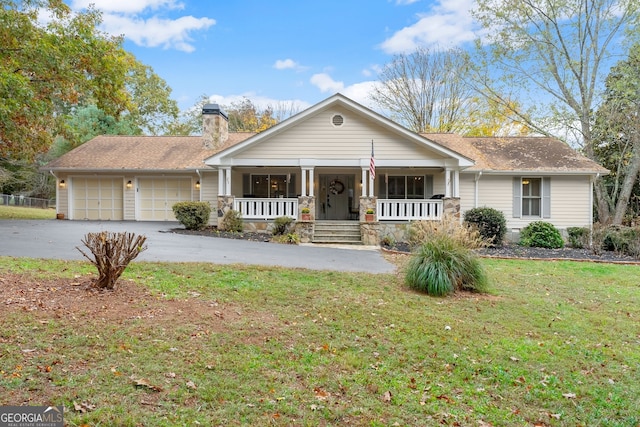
[71,177,124,220]
[138,177,193,221]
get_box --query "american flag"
[370,140,375,180]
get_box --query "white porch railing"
[377,199,443,221]
[234,198,298,219]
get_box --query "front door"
[319,174,356,220]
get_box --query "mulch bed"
[171,226,639,264]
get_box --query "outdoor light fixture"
[195,180,200,189]
[59,180,65,188]
[126,180,132,189]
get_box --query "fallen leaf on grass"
[382,390,392,403]
[313,387,330,400]
[186,380,197,390]
[73,401,96,413]
[562,392,576,399]
[132,377,163,392]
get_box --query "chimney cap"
[202,103,228,120]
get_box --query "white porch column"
[361,168,367,197]
[301,168,307,197]
[224,167,231,196]
[453,170,460,197]
[218,168,224,195]
[445,169,452,198]
[308,168,315,197]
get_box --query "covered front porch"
[213,165,461,243]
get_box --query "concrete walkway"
[0,220,396,274]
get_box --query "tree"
[0,0,131,161]
[471,0,640,223]
[460,97,531,137]
[370,47,474,133]
[167,96,284,136]
[592,43,640,223]
[226,98,278,132]
[124,58,179,135]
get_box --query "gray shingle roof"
[424,133,608,173]
[45,134,254,171]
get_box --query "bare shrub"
[77,232,148,290]
[407,216,489,251]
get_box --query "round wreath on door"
[329,179,345,195]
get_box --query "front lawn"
[0,257,638,426]
[0,205,56,219]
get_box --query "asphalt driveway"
[0,220,396,274]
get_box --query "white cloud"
[101,13,215,52]
[273,58,300,70]
[395,0,420,4]
[381,0,480,53]
[69,0,214,52]
[310,73,345,93]
[71,0,184,14]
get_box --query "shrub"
[407,215,489,251]
[172,201,211,230]
[567,226,589,249]
[405,235,488,296]
[273,216,294,236]
[272,233,300,244]
[520,221,563,249]
[602,225,640,258]
[221,209,243,232]
[463,207,507,247]
[77,231,147,290]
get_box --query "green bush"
[273,216,294,236]
[221,209,243,232]
[520,221,563,249]
[272,233,300,244]
[602,225,640,258]
[405,235,488,296]
[463,207,507,247]
[172,202,211,230]
[567,226,589,249]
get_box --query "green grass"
[0,205,56,219]
[0,257,639,426]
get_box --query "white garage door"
[138,177,193,221]
[72,177,124,220]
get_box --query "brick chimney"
[202,103,229,149]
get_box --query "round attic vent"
[331,114,344,127]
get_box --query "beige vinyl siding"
[459,174,476,214]
[56,173,69,218]
[123,176,136,220]
[546,175,592,228]
[232,107,447,161]
[201,172,218,225]
[473,174,515,222]
[470,174,592,232]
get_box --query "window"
[380,175,433,199]
[513,177,550,218]
[243,174,296,198]
[522,178,541,216]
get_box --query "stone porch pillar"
[217,195,235,230]
[443,197,461,220]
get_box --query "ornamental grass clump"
[405,235,488,296]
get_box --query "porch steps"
[312,221,362,244]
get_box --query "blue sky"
[65,0,482,111]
